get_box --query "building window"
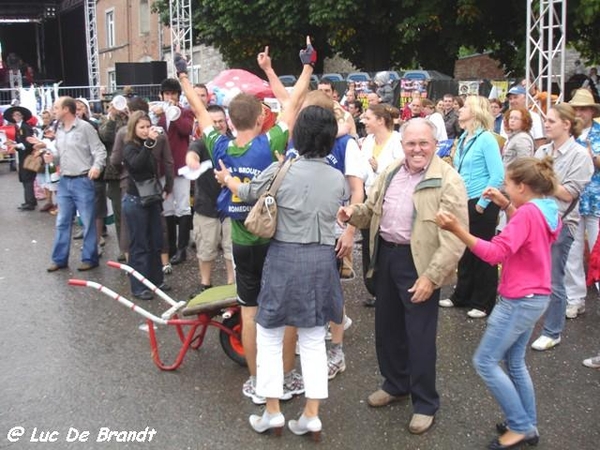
[108,70,116,92]
[139,0,150,35]
[191,65,201,84]
[106,10,115,48]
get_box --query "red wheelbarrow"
[68,261,245,370]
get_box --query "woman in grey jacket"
[216,106,347,441]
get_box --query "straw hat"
[569,89,600,116]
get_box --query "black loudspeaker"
[115,61,167,85]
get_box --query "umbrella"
[207,69,274,106]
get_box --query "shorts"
[232,242,269,307]
[193,213,232,262]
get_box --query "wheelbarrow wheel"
[219,311,247,367]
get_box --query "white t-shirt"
[361,130,404,191]
[427,112,448,142]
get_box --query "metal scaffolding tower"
[169,0,194,82]
[84,0,100,100]
[526,0,567,116]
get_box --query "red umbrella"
[207,69,274,105]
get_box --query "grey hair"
[400,117,439,142]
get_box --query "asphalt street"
[0,167,599,450]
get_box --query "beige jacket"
[349,155,468,288]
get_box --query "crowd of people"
[2,38,600,448]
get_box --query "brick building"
[96,0,168,92]
[454,52,506,80]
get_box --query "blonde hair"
[551,103,584,138]
[463,95,493,133]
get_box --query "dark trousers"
[22,179,36,206]
[122,194,163,295]
[374,242,440,415]
[106,180,122,249]
[361,228,376,296]
[451,198,499,313]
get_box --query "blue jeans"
[473,295,549,434]
[122,194,163,295]
[51,176,98,266]
[541,226,574,339]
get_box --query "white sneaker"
[343,315,353,331]
[439,298,455,308]
[565,303,585,319]
[582,355,600,369]
[531,335,561,351]
[325,315,352,340]
[467,308,487,319]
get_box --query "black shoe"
[158,283,172,292]
[363,297,376,307]
[134,290,154,301]
[488,433,539,449]
[496,422,508,434]
[18,204,35,211]
[188,284,213,299]
[170,249,187,265]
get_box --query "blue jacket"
[453,128,505,209]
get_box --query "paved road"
[1,168,599,450]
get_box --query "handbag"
[134,177,163,207]
[23,150,44,173]
[244,158,293,238]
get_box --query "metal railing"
[0,84,162,112]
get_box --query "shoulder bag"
[23,149,45,173]
[131,142,163,207]
[244,158,293,238]
[134,177,163,206]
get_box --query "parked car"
[321,73,344,82]
[278,75,297,86]
[346,72,371,82]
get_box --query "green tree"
[153,0,597,77]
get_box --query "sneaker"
[242,377,266,405]
[565,303,585,319]
[439,298,455,308]
[327,350,346,380]
[282,370,305,400]
[162,263,173,275]
[325,315,353,340]
[582,355,600,369]
[467,308,487,319]
[531,335,561,351]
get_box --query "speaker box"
[115,61,167,86]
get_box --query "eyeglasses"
[403,140,434,149]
